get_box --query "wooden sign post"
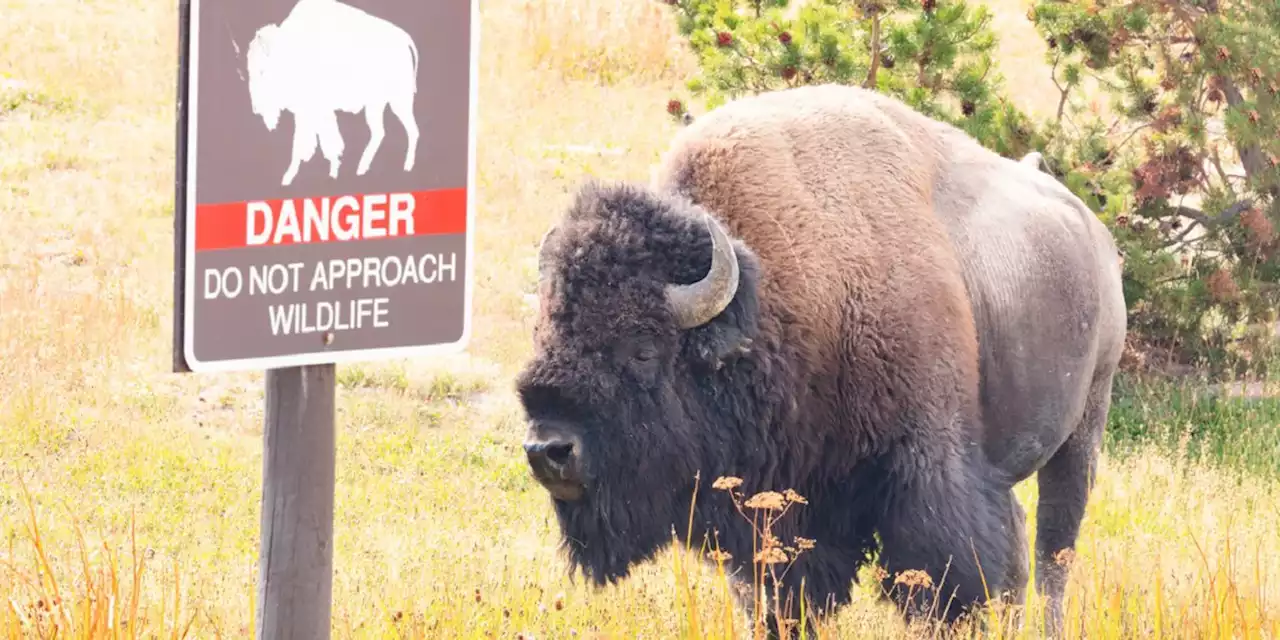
[172,0,478,635]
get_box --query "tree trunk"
[864,13,882,89]
[1222,79,1270,187]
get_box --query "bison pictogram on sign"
[245,0,421,186]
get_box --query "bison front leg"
[283,112,320,187]
[736,539,867,639]
[357,101,387,176]
[874,462,1021,626]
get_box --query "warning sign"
[173,0,477,372]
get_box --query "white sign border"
[180,0,480,374]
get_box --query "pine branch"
[1173,199,1254,227]
[864,12,883,89]
[1049,51,1071,123]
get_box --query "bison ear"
[682,242,762,372]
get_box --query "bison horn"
[536,225,559,281]
[666,213,740,329]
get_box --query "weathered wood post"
[172,0,479,636]
[257,365,336,639]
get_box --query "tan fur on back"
[651,84,985,446]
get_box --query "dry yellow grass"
[1,0,1277,638]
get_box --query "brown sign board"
[173,0,477,373]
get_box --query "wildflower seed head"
[783,489,808,505]
[709,550,733,563]
[1054,548,1077,567]
[794,536,816,551]
[755,547,789,565]
[713,476,743,491]
[894,569,934,589]
[744,490,786,511]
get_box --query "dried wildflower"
[755,547,789,565]
[713,476,743,491]
[1206,268,1239,302]
[873,566,890,582]
[744,491,786,511]
[1054,548,1077,568]
[554,591,565,611]
[709,550,733,563]
[894,569,934,589]
[760,532,781,550]
[795,536,816,551]
[784,489,808,504]
[1242,207,1275,246]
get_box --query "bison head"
[245,24,285,132]
[516,180,765,586]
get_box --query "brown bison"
[516,84,1126,634]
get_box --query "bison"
[516,84,1126,635]
[245,0,420,186]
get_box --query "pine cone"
[716,31,733,47]
[667,99,683,115]
[881,53,895,69]
[921,0,936,12]
[961,100,976,116]
[1139,95,1158,115]
[781,66,797,81]
[778,31,792,45]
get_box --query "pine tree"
[1029,0,1280,373]
[661,0,1041,157]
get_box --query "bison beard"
[518,85,1126,636]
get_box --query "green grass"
[1106,373,1280,480]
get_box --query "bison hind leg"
[389,93,418,173]
[357,101,388,176]
[316,112,345,179]
[1035,367,1113,636]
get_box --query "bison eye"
[634,346,658,362]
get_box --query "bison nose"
[523,436,584,501]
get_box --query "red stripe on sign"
[194,188,467,252]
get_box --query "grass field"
[2,0,1279,637]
